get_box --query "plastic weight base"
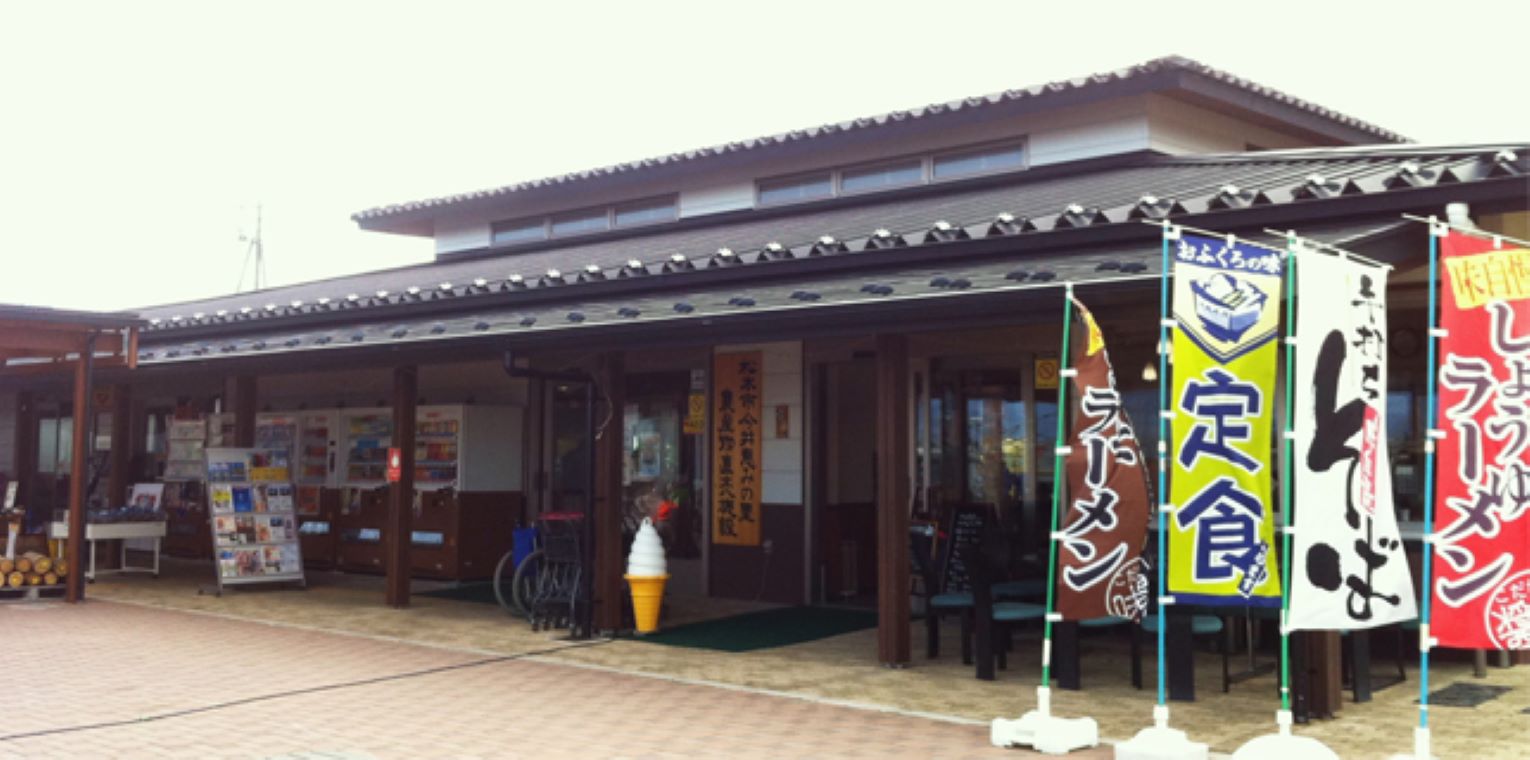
[990,712,1098,755]
[1230,711,1338,760]
[1386,727,1438,760]
[1114,707,1207,760]
[990,687,1098,755]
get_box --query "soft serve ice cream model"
[625,518,669,633]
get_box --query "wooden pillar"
[231,375,256,448]
[592,353,625,633]
[385,366,417,607]
[107,385,132,506]
[65,338,95,604]
[874,333,911,665]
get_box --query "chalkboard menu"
[940,505,990,594]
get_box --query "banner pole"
[1413,217,1445,759]
[1115,222,1208,760]
[990,285,1099,753]
[1039,283,1076,691]
[1277,234,1298,726]
[1155,223,1172,716]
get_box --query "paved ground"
[3,601,1092,759]
[84,562,1530,759]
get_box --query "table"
[48,521,165,581]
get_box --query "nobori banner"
[1432,233,1530,649]
[1056,297,1153,622]
[1168,234,1283,607]
[1288,251,1416,630]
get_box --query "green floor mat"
[637,606,877,652]
[417,583,500,605]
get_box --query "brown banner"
[1056,300,1153,621]
[711,351,763,546]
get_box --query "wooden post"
[592,353,625,633]
[385,366,417,607]
[874,333,911,666]
[231,375,256,448]
[65,335,95,604]
[107,385,132,507]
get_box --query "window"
[550,208,610,238]
[933,143,1026,180]
[615,196,677,228]
[840,160,923,194]
[491,218,546,246]
[757,173,832,206]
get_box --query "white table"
[48,521,166,581]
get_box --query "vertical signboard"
[712,351,764,546]
[1056,299,1153,622]
[1288,252,1415,629]
[1432,233,1530,649]
[1168,234,1283,607]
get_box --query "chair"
[910,524,976,663]
[1135,612,1231,693]
[991,602,1047,671]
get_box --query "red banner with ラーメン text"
[1432,231,1530,649]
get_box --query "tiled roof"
[350,56,1408,225]
[139,144,1526,343]
[134,219,1412,366]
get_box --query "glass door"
[926,359,1043,563]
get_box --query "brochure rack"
[204,447,307,595]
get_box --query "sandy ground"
[83,559,1530,758]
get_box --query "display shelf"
[205,448,307,593]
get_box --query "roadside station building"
[2,57,1525,707]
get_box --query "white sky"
[1,0,1525,312]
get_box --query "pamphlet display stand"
[204,447,306,595]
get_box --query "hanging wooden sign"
[711,351,763,546]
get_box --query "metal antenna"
[236,204,267,293]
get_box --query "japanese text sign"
[711,351,764,546]
[1168,234,1283,607]
[1057,298,1153,622]
[1289,251,1415,630]
[1433,233,1530,649]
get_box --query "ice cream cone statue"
[625,518,669,634]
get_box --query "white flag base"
[1386,726,1437,760]
[1231,711,1338,760]
[1114,705,1207,760]
[990,687,1099,754]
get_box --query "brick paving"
[1,602,1104,759]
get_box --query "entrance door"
[926,360,1045,566]
[542,382,592,515]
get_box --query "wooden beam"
[1,354,133,377]
[874,333,911,665]
[592,352,625,633]
[385,365,417,607]
[65,337,95,604]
